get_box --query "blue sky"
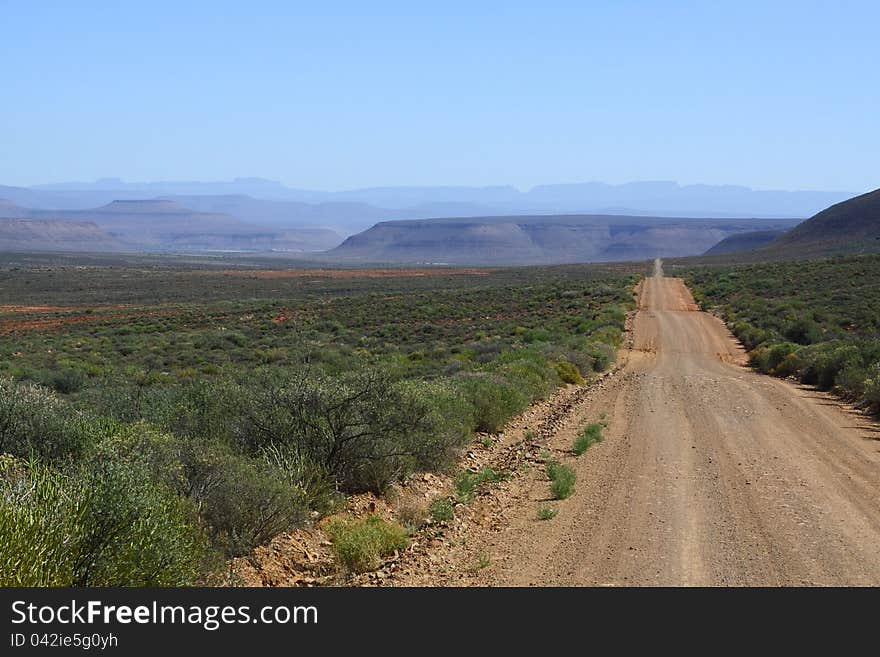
[2,1,877,192]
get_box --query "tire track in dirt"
[387,261,880,586]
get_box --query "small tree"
[243,369,451,493]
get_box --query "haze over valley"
[0,179,853,261]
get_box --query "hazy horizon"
[11,176,864,196]
[1,176,857,222]
[2,2,878,192]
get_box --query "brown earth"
[382,260,880,586]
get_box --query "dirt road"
[479,261,880,586]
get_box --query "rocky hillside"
[703,230,787,255]
[766,187,880,255]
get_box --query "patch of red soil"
[0,305,74,313]
[0,309,181,336]
[205,268,491,280]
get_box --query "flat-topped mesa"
[328,214,798,265]
[0,218,122,251]
[96,199,191,214]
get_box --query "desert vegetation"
[573,421,604,455]
[536,506,558,520]
[681,253,880,414]
[545,460,576,500]
[0,258,638,583]
[324,515,409,574]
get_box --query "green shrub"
[487,350,558,400]
[454,467,504,503]
[521,328,552,343]
[0,456,87,586]
[429,497,454,523]
[83,378,246,444]
[0,378,110,461]
[324,515,408,573]
[47,367,88,394]
[554,361,585,385]
[573,422,603,455]
[799,343,861,390]
[537,506,557,520]
[784,318,821,345]
[546,460,576,500]
[101,425,322,557]
[836,363,868,399]
[590,325,623,347]
[244,369,470,493]
[74,456,211,586]
[394,378,475,472]
[471,552,491,571]
[863,367,880,413]
[583,341,616,372]
[596,304,627,328]
[261,443,341,517]
[179,441,313,557]
[454,470,478,503]
[0,455,209,586]
[750,342,799,375]
[734,323,771,350]
[773,352,801,378]
[458,374,528,433]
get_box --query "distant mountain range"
[2,178,858,229]
[2,178,873,261]
[0,199,342,253]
